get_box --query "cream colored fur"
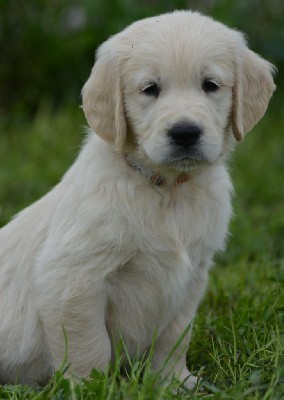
[0,11,275,387]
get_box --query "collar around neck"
[126,154,190,186]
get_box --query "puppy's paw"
[178,368,198,389]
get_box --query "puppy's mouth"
[140,136,221,173]
[160,148,210,167]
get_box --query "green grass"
[0,100,283,399]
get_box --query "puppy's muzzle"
[168,122,202,149]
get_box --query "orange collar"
[126,154,190,186]
[150,172,190,186]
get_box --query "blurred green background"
[0,0,283,116]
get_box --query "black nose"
[168,122,202,147]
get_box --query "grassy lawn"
[0,100,283,399]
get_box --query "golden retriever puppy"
[0,11,275,386]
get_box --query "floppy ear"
[232,47,276,141]
[82,46,127,152]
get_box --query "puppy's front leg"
[152,269,208,389]
[151,311,197,389]
[37,281,111,378]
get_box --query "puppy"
[0,11,275,387]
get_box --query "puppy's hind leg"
[37,288,111,379]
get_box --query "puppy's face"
[82,11,275,173]
[123,22,236,170]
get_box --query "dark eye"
[141,82,160,97]
[202,78,220,93]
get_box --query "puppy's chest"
[105,193,212,346]
[106,244,197,349]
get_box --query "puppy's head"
[82,11,275,173]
